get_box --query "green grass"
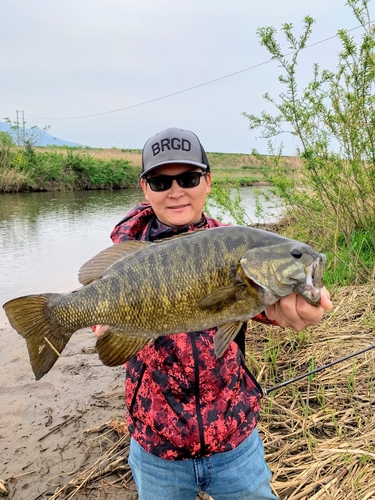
[1,145,300,193]
[0,147,139,193]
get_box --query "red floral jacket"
[111,203,272,460]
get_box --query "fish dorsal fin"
[96,329,150,366]
[214,321,244,357]
[78,241,151,285]
[153,228,206,243]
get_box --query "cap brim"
[140,160,209,178]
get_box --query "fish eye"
[290,247,302,259]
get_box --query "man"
[96,127,332,500]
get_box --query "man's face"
[140,164,212,228]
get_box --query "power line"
[27,23,366,121]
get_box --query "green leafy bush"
[244,0,375,285]
[0,144,139,192]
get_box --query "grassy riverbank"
[71,147,299,186]
[0,145,298,193]
[1,143,373,288]
[0,147,139,192]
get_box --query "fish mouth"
[296,253,326,306]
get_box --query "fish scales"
[51,229,257,334]
[3,226,326,379]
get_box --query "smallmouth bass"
[3,226,325,380]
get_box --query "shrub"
[243,0,375,285]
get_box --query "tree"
[244,0,375,285]
[4,117,50,150]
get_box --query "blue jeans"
[128,428,278,500]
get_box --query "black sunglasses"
[145,171,207,192]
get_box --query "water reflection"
[0,187,281,327]
[0,190,143,327]
[0,189,143,222]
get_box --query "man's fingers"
[95,324,110,338]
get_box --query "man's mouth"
[168,204,189,210]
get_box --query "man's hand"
[264,287,332,332]
[93,324,109,338]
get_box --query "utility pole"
[15,110,25,146]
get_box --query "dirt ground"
[2,285,375,499]
[0,327,214,500]
[0,326,139,500]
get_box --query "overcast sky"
[1,0,372,154]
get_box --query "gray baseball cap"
[141,127,210,178]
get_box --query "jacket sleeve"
[251,311,279,326]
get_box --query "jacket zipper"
[241,355,264,398]
[190,332,206,456]
[129,362,147,415]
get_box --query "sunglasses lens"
[178,172,201,188]
[146,172,205,192]
[147,176,172,192]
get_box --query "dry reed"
[253,285,375,499]
[48,285,375,499]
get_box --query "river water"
[0,187,282,327]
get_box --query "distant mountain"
[0,121,81,147]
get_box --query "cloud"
[0,0,367,153]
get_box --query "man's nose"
[168,179,184,193]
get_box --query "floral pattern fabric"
[111,203,274,460]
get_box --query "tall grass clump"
[0,142,139,192]
[244,0,375,286]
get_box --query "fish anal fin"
[214,321,244,358]
[78,241,151,285]
[96,329,150,366]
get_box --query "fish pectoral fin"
[197,285,245,311]
[95,329,150,366]
[214,321,244,358]
[78,241,152,285]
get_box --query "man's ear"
[140,178,149,201]
[205,172,212,194]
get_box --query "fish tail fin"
[3,294,73,380]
